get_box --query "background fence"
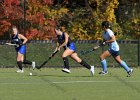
[0,40,138,68]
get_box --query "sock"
[63,57,69,69]
[23,59,32,65]
[17,61,23,70]
[101,59,107,72]
[80,60,91,69]
[120,61,130,72]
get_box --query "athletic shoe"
[16,69,24,73]
[90,66,95,76]
[127,69,133,77]
[32,61,36,69]
[62,68,71,73]
[99,71,108,75]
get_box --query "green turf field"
[0,68,140,100]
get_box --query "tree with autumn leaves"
[0,0,139,40]
[0,0,22,38]
[0,0,57,40]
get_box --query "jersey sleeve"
[108,30,114,37]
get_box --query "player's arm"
[96,36,115,48]
[54,42,60,52]
[18,34,28,45]
[105,35,116,43]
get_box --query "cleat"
[16,69,24,73]
[32,61,36,70]
[127,69,133,77]
[99,71,108,75]
[90,66,95,76]
[62,68,71,73]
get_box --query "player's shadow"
[31,74,92,77]
[43,74,92,77]
[31,74,111,78]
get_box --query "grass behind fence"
[0,42,138,67]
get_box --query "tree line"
[0,0,139,40]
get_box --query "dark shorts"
[15,45,26,55]
[108,48,120,57]
[67,42,76,52]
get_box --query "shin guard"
[80,60,91,69]
[17,61,23,70]
[23,59,32,65]
[63,57,69,69]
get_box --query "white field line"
[0,80,140,85]
[51,80,140,84]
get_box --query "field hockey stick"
[80,41,106,55]
[37,50,59,69]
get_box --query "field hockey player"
[8,26,35,73]
[97,21,133,77]
[55,26,94,76]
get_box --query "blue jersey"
[11,33,26,54]
[57,32,76,51]
[57,32,71,46]
[11,33,23,47]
